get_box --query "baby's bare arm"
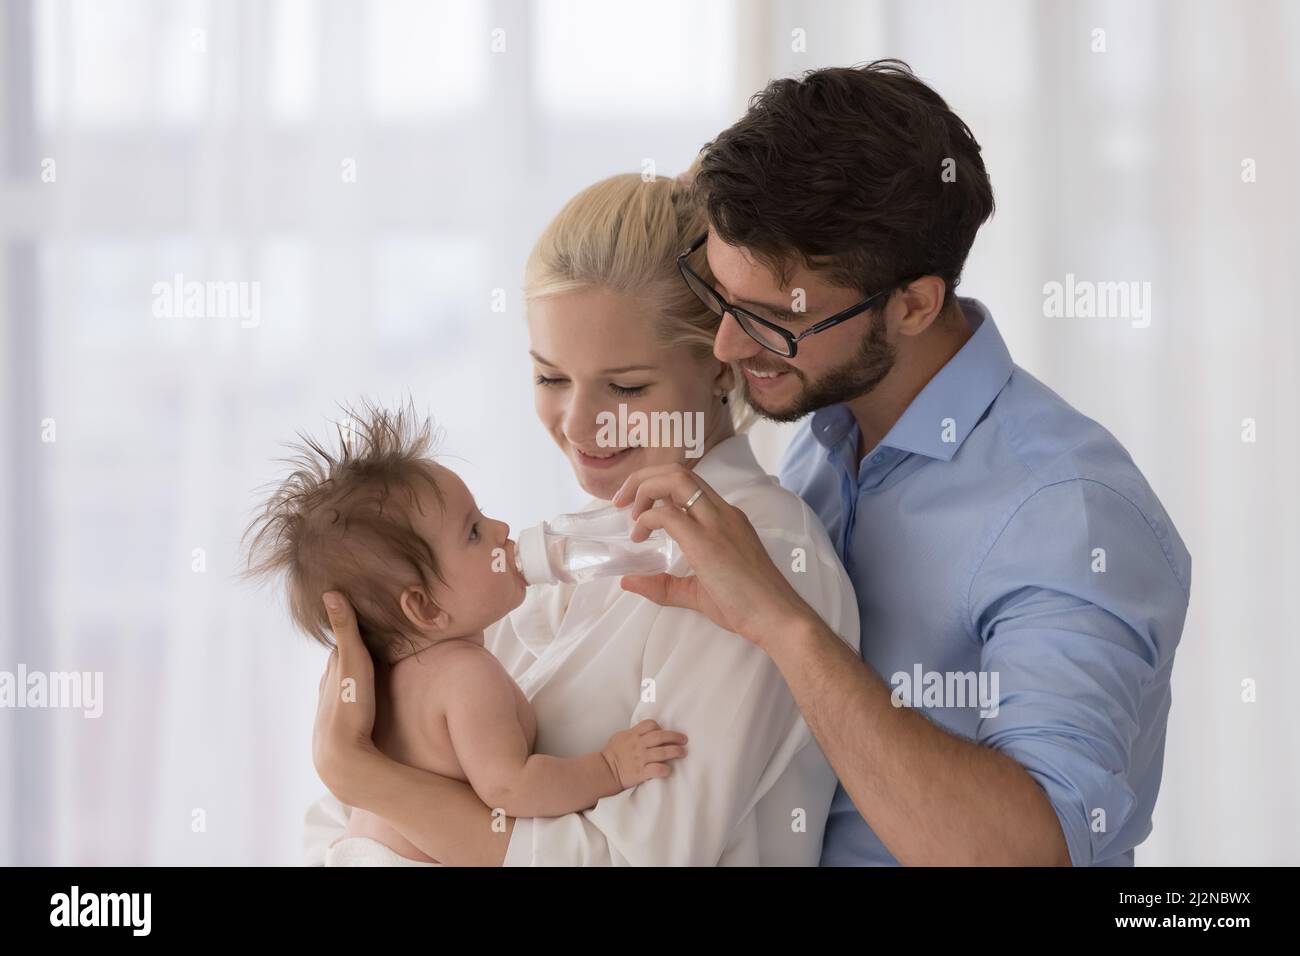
[443,651,686,818]
[443,650,620,818]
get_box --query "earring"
[721,394,729,405]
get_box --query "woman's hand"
[313,592,383,804]
[310,592,512,865]
[613,463,816,651]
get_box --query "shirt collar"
[809,297,1014,462]
[689,433,775,495]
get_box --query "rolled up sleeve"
[968,479,1189,866]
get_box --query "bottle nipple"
[514,524,553,586]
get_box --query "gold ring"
[683,488,704,511]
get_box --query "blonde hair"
[524,171,750,429]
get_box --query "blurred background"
[0,0,1296,865]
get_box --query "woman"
[306,173,859,865]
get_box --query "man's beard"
[742,312,897,423]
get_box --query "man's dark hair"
[693,60,994,306]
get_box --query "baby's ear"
[399,586,448,633]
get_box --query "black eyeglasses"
[677,234,907,358]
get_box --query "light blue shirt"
[779,298,1191,867]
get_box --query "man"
[615,60,1190,866]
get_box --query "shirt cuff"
[503,817,534,867]
[1004,738,1138,866]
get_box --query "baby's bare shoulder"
[390,642,513,726]
[422,641,513,692]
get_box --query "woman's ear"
[712,358,736,396]
[399,585,449,634]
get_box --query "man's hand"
[313,591,382,803]
[612,463,815,650]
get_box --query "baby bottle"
[513,503,680,586]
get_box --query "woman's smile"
[572,445,638,470]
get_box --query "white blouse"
[304,434,859,866]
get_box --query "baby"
[243,401,688,865]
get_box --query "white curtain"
[0,0,1294,865]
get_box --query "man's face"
[705,230,897,422]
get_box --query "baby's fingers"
[641,762,672,780]
[643,730,688,747]
[645,744,688,764]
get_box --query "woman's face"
[527,286,733,500]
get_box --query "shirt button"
[871,453,885,464]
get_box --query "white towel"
[325,836,442,867]
[303,793,352,866]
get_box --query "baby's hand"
[601,719,689,789]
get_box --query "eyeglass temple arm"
[800,283,904,338]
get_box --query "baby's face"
[411,463,527,636]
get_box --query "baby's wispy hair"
[241,397,447,658]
